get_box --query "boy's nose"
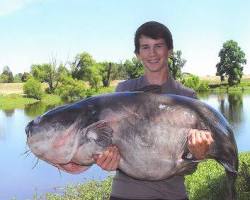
[149,47,157,56]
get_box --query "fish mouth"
[55,161,90,174]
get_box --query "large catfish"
[25,90,238,199]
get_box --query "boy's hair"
[134,21,173,54]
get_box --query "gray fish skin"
[25,92,238,199]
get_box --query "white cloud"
[0,0,39,16]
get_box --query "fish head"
[25,101,104,174]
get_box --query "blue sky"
[0,0,249,76]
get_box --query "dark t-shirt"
[111,76,196,200]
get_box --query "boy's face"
[136,35,171,73]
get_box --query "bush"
[185,152,250,200]
[182,75,209,92]
[23,78,43,100]
[198,80,209,91]
[46,177,112,200]
[55,76,86,102]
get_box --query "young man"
[94,21,214,200]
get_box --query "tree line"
[0,40,247,101]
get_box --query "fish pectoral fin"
[86,120,113,147]
[181,148,202,163]
[177,159,199,176]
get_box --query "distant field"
[0,83,24,95]
[0,82,47,95]
[200,74,250,84]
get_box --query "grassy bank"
[200,75,250,92]
[0,94,61,110]
[0,83,61,110]
[0,83,115,110]
[43,153,250,200]
[0,94,38,110]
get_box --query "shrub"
[23,78,43,100]
[46,177,112,200]
[197,80,209,91]
[185,152,250,200]
[182,74,209,92]
[55,76,86,102]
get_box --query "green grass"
[0,86,113,111]
[43,153,250,200]
[0,94,38,110]
[200,76,250,92]
[40,94,62,106]
[0,94,61,110]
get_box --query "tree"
[56,63,71,83]
[58,64,70,77]
[21,72,31,82]
[14,73,23,83]
[85,64,102,90]
[123,57,144,79]
[98,62,121,87]
[99,62,112,87]
[0,66,14,83]
[31,58,64,93]
[110,62,126,82]
[31,63,56,93]
[23,78,43,100]
[216,40,247,86]
[71,52,95,80]
[0,74,8,83]
[168,50,186,80]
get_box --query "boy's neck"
[144,68,169,85]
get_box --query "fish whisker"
[32,158,40,169]
[21,149,32,158]
[57,168,62,177]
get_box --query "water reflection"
[197,91,210,99]
[218,92,243,124]
[24,102,58,117]
[3,109,15,117]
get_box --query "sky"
[0,0,249,76]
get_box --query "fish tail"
[225,171,237,200]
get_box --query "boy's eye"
[156,44,164,48]
[141,46,149,50]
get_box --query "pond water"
[0,92,249,199]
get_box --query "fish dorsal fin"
[135,84,162,94]
[86,120,113,147]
